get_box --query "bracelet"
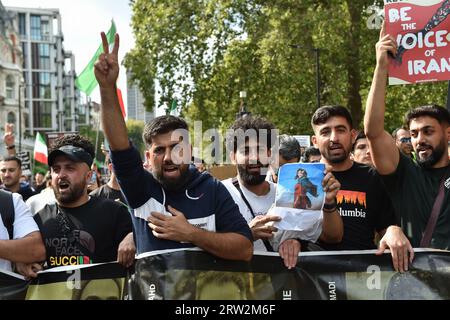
[323,199,337,210]
[5,144,15,150]
[323,207,337,213]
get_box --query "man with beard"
[94,32,252,261]
[223,116,343,269]
[364,24,450,250]
[392,127,414,159]
[0,156,36,201]
[312,105,413,272]
[17,134,134,278]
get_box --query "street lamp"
[236,91,251,119]
[18,82,25,152]
[290,45,321,109]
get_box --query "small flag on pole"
[34,132,48,165]
[168,99,177,114]
[117,88,126,118]
[75,20,117,96]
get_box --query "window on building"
[24,113,30,131]
[6,75,15,100]
[39,44,50,70]
[19,13,26,36]
[33,101,52,129]
[31,44,50,70]
[30,15,41,41]
[41,20,50,41]
[32,72,51,99]
[7,112,17,130]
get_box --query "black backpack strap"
[0,190,15,240]
[231,177,274,252]
[54,204,92,257]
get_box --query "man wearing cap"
[17,134,134,278]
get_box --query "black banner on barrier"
[0,270,28,300]
[1,249,450,300]
[128,249,450,300]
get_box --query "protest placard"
[385,0,450,84]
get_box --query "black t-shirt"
[34,183,46,194]
[320,162,396,250]
[381,152,450,249]
[1,183,36,201]
[34,197,132,268]
[90,184,127,204]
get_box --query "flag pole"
[94,114,100,162]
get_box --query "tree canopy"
[125,0,448,135]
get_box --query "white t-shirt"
[222,177,323,252]
[0,193,40,272]
[26,188,56,215]
[222,178,276,252]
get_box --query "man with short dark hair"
[365,25,450,250]
[223,116,343,269]
[268,134,301,183]
[302,147,321,163]
[94,31,253,261]
[0,156,35,201]
[17,134,134,278]
[33,172,46,194]
[90,157,126,204]
[312,105,413,272]
[351,131,373,167]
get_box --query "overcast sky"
[3,0,134,107]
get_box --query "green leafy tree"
[125,0,449,135]
[79,127,106,163]
[126,119,145,156]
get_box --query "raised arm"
[3,123,16,156]
[94,32,129,151]
[364,24,400,175]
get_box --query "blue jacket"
[111,145,252,255]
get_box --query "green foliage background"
[125,0,448,135]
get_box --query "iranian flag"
[34,132,48,165]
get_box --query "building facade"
[6,6,80,137]
[0,2,25,154]
[126,70,155,123]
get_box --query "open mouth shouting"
[162,164,180,178]
[58,180,71,193]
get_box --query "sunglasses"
[399,137,411,144]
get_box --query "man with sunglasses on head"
[392,128,414,160]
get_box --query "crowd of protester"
[1,25,449,300]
